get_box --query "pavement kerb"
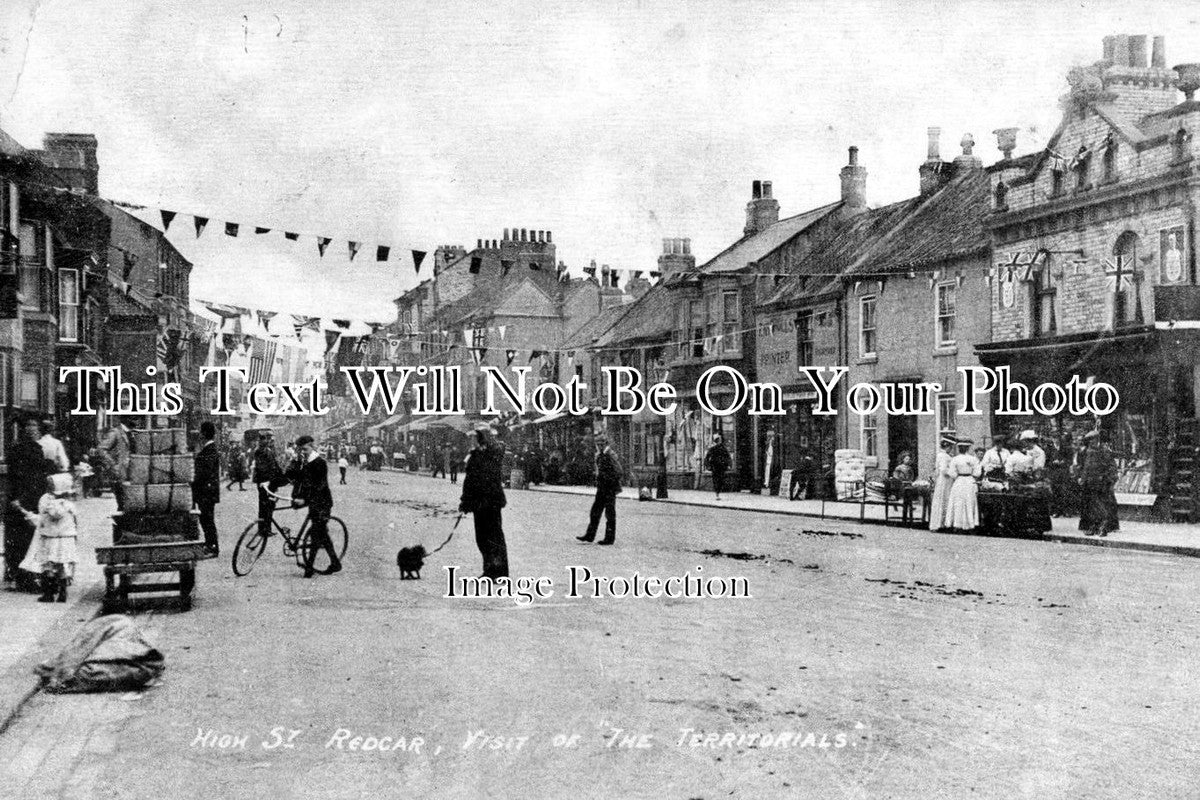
[378,466,1200,559]
[0,580,107,737]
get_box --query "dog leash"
[426,513,463,556]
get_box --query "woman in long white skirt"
[928,437,957,532]
[945,439,981,531]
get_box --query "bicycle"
[232,492,349,577]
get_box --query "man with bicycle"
[281,435,342,578]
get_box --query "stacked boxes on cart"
[112,428,199,544]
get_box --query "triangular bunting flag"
[332,319,350,329]
[348,241,361,261]
[225,222,239,237]
[317,237,331,257]
[160,210,176,231]
[649,271,661,279]
[284,232,300,241]
[412,250,427,273]
[324,329,340,353]
[506,349,516,366]
[377,246,390,262]
[529,350,544,362]
[255,227,271,234]
[194,216,208,238]
[470,348,487,366]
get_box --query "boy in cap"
[282,435,342,577]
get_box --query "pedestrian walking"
[945,438,981,532]
[459,423,509,579]
[431,443,447,479]
[253,431,284,537]
[17,473,79,603]
[578,434,622,545]
[1079,429,1119,537]
[449,440,462,484]
[193,422,221,557]
[6,416,55,592]
[226,445,248,490]
[337,455,349,485]
[282,435,342,578]
[39,417,71,472]
[928,437,956,532]
[704,434,732,501]
[98,422,131,510]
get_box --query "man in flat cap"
[459,423,509,579]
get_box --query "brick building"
[978,34,1199,517]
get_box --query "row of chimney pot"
[662,237,692,255]
[497,228,551,243]
[1103,35,1166,70]
[750,180,773,200]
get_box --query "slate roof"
[761,195,925,306]
[560,303,631,350]
[696,201,842,275]
[847,169,990,276]
[591,284,675,348]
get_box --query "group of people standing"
[928,428,1120,537]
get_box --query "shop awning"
[366,413,406,436]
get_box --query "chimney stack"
[658,236,696,277]
[1097,34,1177,117]
[744,179,780,235]
[40,133,99,195]
[919,127,948,196]
[839,146,868,214]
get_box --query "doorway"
[888,413,918,477]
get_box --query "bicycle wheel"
[232,521,269,576]
[297,517,348,575]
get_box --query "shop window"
[937,394,956,444]
[935,283,956,346]
[859,295,877,358]
[860,412,878,458]
[1112,232,1143,327]
[58,268,79,341]
[796,310,813,367]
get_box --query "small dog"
[396,545,428,580]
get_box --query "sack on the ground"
[638,486,653,501]
[35,614,164,693]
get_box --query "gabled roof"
[848,169,990,276]
[762,195,925,306]
[592,284,675,348]
[696,201,842,275]
[561,303,631,350]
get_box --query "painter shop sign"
[756,311,796,386]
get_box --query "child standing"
[19,474,79,603]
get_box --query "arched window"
[1112,232,1143,327]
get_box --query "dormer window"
[993,180,1009,211]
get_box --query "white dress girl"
[945,449,981,531]
[928,445,955,531]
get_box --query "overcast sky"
[2,0,1198,321]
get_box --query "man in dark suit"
[284,435,342,578]
[193,422,221,556]
[578,433,621,545]
[253,431,284,536]
[459,423,508,579]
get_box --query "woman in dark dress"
[6,417,55,590]
[1078,430,1120,537]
